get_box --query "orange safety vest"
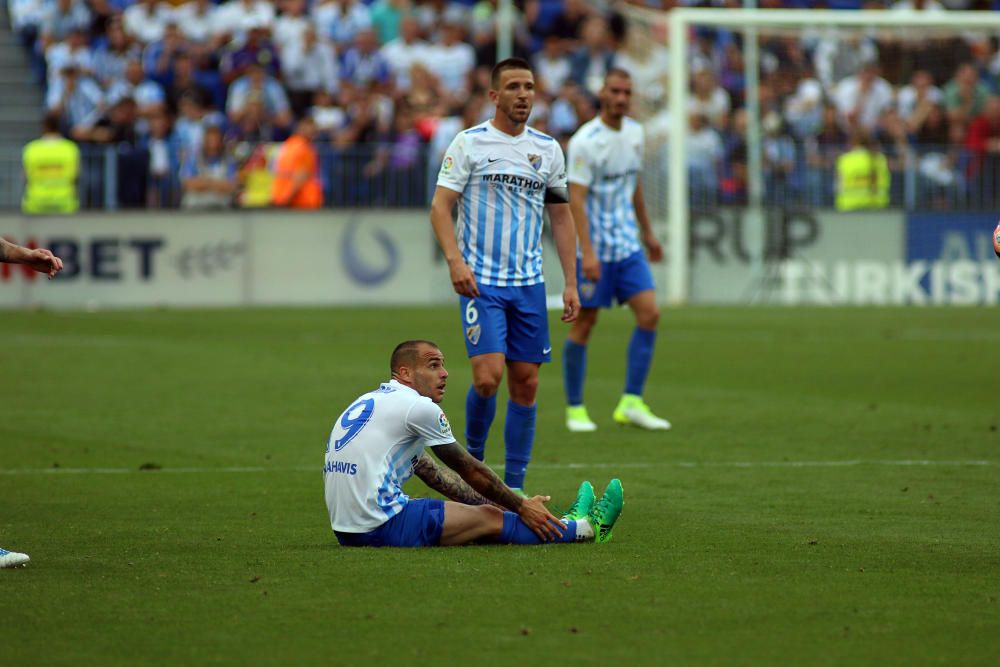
[271,135,323,209]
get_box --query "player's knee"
[472,374,501,397]
[509,374,539,403]
[637,307,660,330]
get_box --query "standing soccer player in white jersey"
[562,69,671,432]
[429,57,581,492]
[0,238,63,568]
[324,340,624,547]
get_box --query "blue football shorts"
[577,250,656,309]
[458,282,552,363]
[335,498,445,548]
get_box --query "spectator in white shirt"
[123,0,173,45]
[687,68,731,130]
[313,0,372,51]
[45,26,94,82]
[106,59,166,122]
[426,18,475,105]
[213,0,276,46]
[533,35,571,98]
[173,0,222,48]
[46,65,104,140]
[897,69,943,128]
[783,65,824,139]
[39,0,91,51]
[282,26,339,116]
[833,62,894,133]
[381,15,430,94]
[273,0,310,56]
[227,61,292,129]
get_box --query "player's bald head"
[390,340,440,375]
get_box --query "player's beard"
[504,100,531,125]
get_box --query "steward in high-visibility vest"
[835,132,890,211]
[22,114,80,214]
[271,117,323,209]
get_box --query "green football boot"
[588,478,624,544]
[613,394,671,431]
[561,481,596,521]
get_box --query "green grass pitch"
[1,305,998,666]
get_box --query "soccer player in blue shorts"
[323,340,624,547]
[0,237,63,568]
[429,58,581,492]
[562,69,672,432]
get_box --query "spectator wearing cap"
[220,20,280,84]
[39,0,91,52]
[944,63,990,130]
[173,0,220,47]
[143,20,189,87]
[46,64,104,140]
[569,16,615,98]
[181,124,238,209]
[381,15,431,94]
[226,61,293,129]
[281,26,339,117]
[832,62,894,134]
[425,15,474,104]
[45,26,95,82]
[272,116,323,208]
[314,0,372,51]
[93,19,139,89]
[273,0,310,56]
[123,0,174,45]
[213,0,276,46]
[340,28,392,94]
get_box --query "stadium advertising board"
[688,210,1000,305]
[0,212,450,308]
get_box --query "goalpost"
[618,8,1000,305]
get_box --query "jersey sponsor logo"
[438,412,451,434]
[466,323,481,345]
[480,174,544,190]
[601,169,639,182]
[441,155,454,173]
[527,153,542,171]
[323,460,358,475]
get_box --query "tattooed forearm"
[429,442,524,512]
[412,452,501,508]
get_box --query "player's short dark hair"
[604,68,632,84]
[491,57,533,88]
[390,339,439,375]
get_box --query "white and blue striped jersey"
[324,380,455,533]
[437,120,568,287]
[567,116,644,263]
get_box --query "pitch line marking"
[0,460,992,476]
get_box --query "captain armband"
[544,186,569,204]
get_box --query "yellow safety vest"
[835,148,890,211]
[22,136,80,214]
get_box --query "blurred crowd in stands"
[10,0,1000,210]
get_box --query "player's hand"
[25,248,64,279]
[517,495,566,542]
[561,286,580,323]
[581,250,601,282]
[447,258,479,297]
[644,232,664,263]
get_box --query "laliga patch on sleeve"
[441,155,454,174]
[439,412,452,434]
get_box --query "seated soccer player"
[323,340,624,547]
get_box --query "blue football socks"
[503,400,536,489]
[499,512,577,544]
[464,386,496,461]
[625,327,657,396]
[562,339,587,406]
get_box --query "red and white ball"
[995,221,1000,258]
